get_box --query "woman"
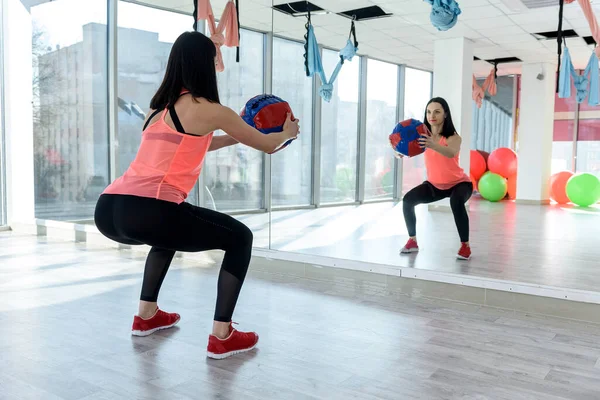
[399,97,472,260]
[94,32,299,359]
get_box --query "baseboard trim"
[515,199,551,205]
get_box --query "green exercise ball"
[478,172,507,202]
[566,173,600,207]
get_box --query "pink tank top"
[424,136,470,190]
[103,103,213,204]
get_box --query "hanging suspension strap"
[559,45,599,105]
[304,15,359,102]
[195,0,239,72]
[556,0,565,93]
[235,0,240,62]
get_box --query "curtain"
[471,98,512,152]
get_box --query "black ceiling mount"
[338,6,392,21]
[273,1,324,16]
[485,57,522,64]
[583,35,596,46]
[474,56,522,64]
[532,29,578,40]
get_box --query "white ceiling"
[134,0,600,77]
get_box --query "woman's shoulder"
[446,132,461,140]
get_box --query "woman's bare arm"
[437,134,461,158]
[208,135,238,152]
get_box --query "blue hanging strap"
[304,17,358,102]
[425,0,461,31]
[578,52,599,106]
[586,52,599,106]
[558,45,572,99]
[340,17,358,64]
[559,45,600,106]
[320,20,358,102]
[306,25,324,78]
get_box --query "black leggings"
[94,194,253,322]
[403,181,473,243]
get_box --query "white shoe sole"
[400,248,419,254]
[206,338,259,360]
[456,254,471,260]
[131,317,180,337]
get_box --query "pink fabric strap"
[472,75,485,108]
[196,0,239,72]
[482,68,497,96]
[472,67,497,108]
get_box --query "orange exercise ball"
[477,150,489,165]
[470,150,487,181]
[550,170,574,204]
[507,174,517,200]
[488,147,518,179]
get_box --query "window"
[31,0,109,221]
[575,100,600,178]
[552,120,575,173]
[319,48,359,204]
[575,120,600,178]
[271,37,313,207]
[0,0,4,225]
[117,2,195,200]
[365,59,398,200]
[402,67,431,196]
[551,78,576,174]
[203,28,266,211]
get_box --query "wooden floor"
[2,233,600,399]
[237,197,600,293]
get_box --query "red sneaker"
[457,243,471,260]
[400,238,419,254]
[131,308,180,336]
[206,323,259,360]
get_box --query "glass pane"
[402,67,431,196]
[554,80,577,113]
[548,75,576,174]
[31,0,109,221]
[271,37,313,207]
[365,59,397,200]
[116,2,193,200]
[319,49,359,204]
[0,0,4,225]
[576,119,600,178]
[578,86,600,179]
[552,120,574,174]
[203,29,265,211]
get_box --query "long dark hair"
[423,97,457,139]
[150,31,220,110]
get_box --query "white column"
[3,0,36,229]
[516,62,556,203]
[429,37,473,209]
[433,37,473,174]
